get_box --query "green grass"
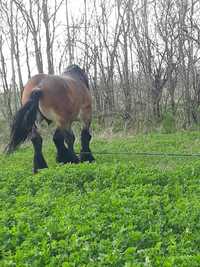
[1,131,200,266]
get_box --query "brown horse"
[6,65,95,173]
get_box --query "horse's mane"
[62,64,89,89]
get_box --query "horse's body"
[6,65,95,173]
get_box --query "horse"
[6,64,95,173]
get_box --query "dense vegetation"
[1,132,200,266]
[2,0,200,130]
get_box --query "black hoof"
[70,154,80,164]
[68,150,80,164]
[33,163,48,174]
[57,148,79,164]
[80,151,95,163]
[56,147,70,164]
[33,165,48,174]
[33,154,48,174]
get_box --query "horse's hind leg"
[80,127,95,162]
[31,126,48,173]
[53,129,69,163]
[80,114,95,162]
[63,128,79,163]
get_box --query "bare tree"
[0,36,13,121]
[65,0,73,65]
[0,0,21,112]
[42,0,63,74]
[14,0,44,73]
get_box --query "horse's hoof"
[80,152,95,163]
[71,155,80,164]
[32,165,48,174]
[57,152,80,164]
[33,168,38,174]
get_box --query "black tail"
[5,90,43,154]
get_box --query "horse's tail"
[5,90,43,154]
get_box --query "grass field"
[1,131,200,266]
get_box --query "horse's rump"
[21,67,92,127]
